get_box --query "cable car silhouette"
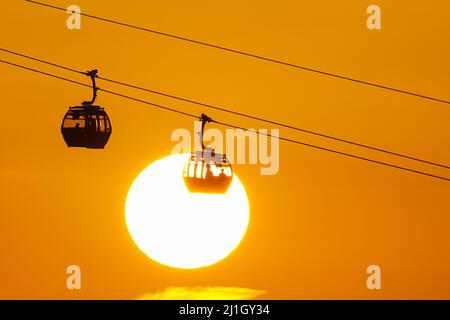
[183,114,233,194]
[61,70,112,149]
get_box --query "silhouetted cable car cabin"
[61,69,112,149]
[61,106,111,149]
[183,114,233,194]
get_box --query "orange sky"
[1,0,449,299]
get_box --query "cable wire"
[0,59,198,119]
[1,47,449,170]
[213,119,450,182]
[25,0,450,106]
[0,58,449,182]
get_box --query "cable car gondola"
[61,70,112,149]
[183,114,233,194]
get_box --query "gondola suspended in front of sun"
[61,70,112,149]
[183,114,233,194]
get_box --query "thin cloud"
[138,286,266,300]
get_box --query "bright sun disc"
[125,154,250,269]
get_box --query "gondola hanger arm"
[82,69,98,106]
[199,113,212,151]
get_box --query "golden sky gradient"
[0,0,449,299]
